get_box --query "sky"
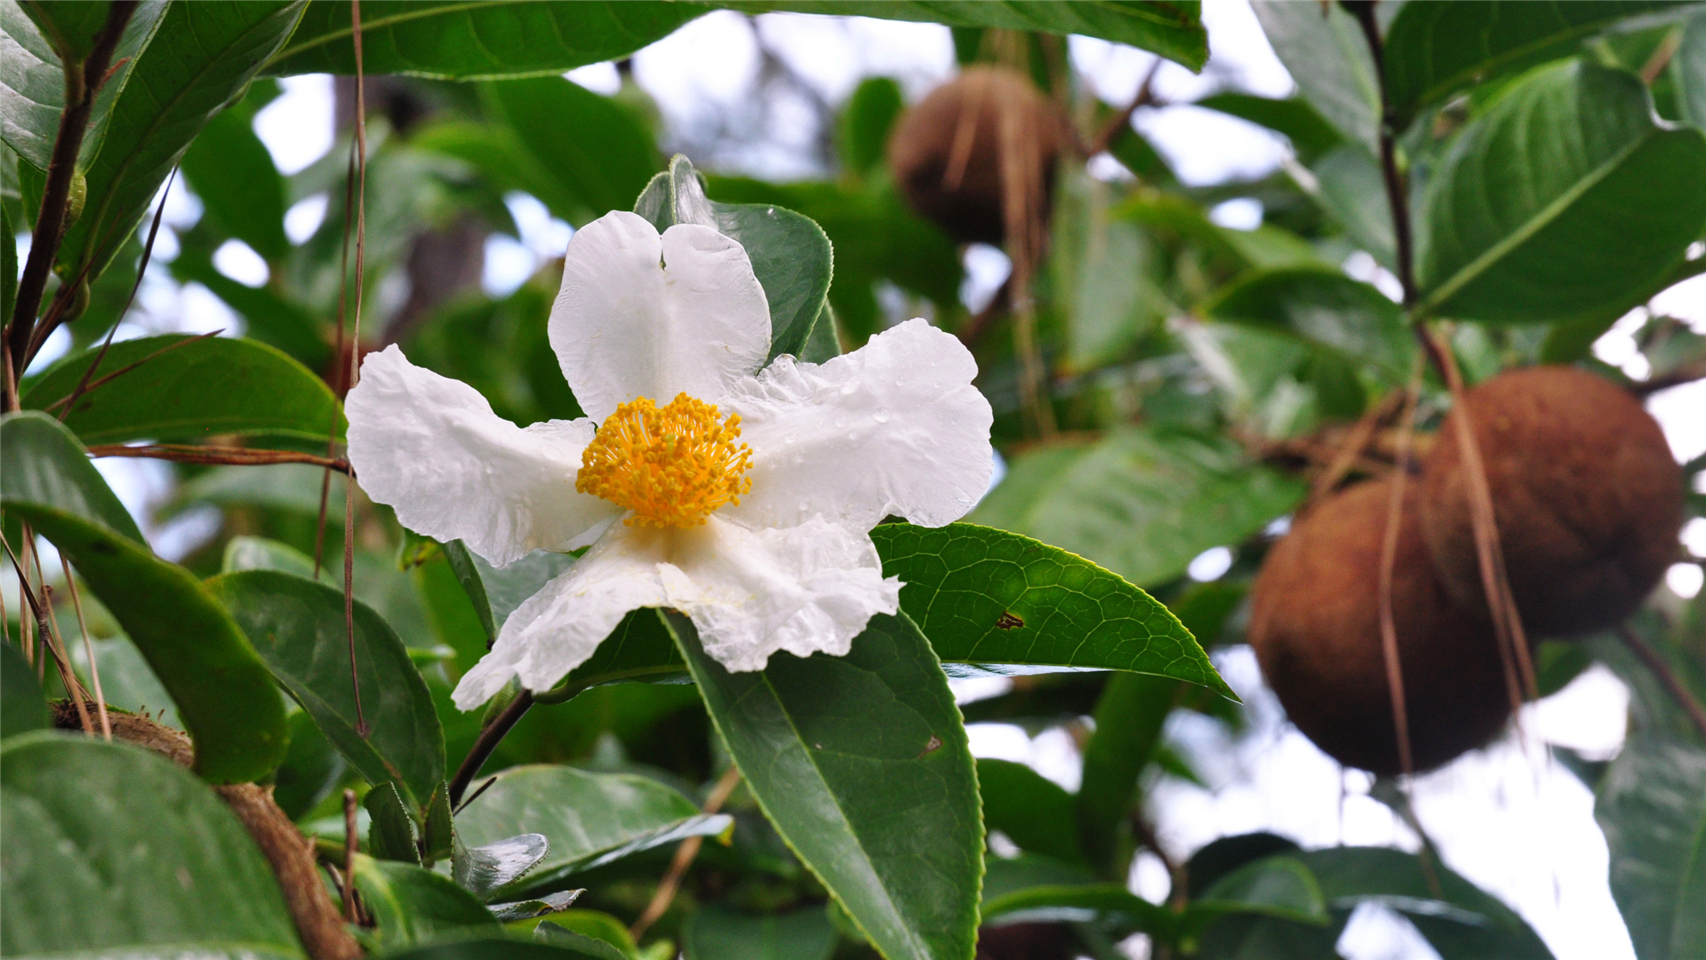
[18,3,1706,958]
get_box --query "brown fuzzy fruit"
[886,67,1071,246]
[1249,480,1513,774]
[1418,366,1683,638]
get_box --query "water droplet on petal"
[873,411,890,424]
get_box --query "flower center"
[576,393,753,528]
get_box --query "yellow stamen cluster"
[577,393,753,528]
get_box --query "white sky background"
[18,2,1706,958]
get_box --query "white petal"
[549,211,770,421]
[721,318,993,532]
[451,524,673,709]
[672,516,901,673]
[346,345,621,567]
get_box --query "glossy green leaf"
[1202,265,1412,377]
[1,413,288,782]
[483,77,661,226]
[223,535,319,579]
[273,710,344,820]
[869,523,1229,694]
[422,782,454,864]
[1383,1,1691,126]
[980,882,1169,936]
[207,570,445,814]
[533,922,628,960]
[725,2,1207,70]
[54,1,306,286]
[1597,733,1706,960]
[352,855,500,949]
[367,781,421,864]
[0,734,303,958]
[969,427,1306,590]
[668,610,982,960]
[0,0,167,173]
[977,758,1084,866]
[638,155,831,361]
[1075,673,1179,876]
[266,2,708,79]
[685,905,838,960]
[535,910,639,959]
[18,0,118,62]
[1416,61,1706,323]
[0,639,50,738]
[21,334,344,444]
[179,108,291,262]
[454,763,728,895]
[1249,0,1380,153]
[454,832,550,902]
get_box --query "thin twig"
[448,691,537,807]
[46,329,221,414]
[1087,59,1163,157]
[1347,2,1415,309]
[314,144,360,579]
[39,584,95,734]
[343,0,370,740]
[1631,358,1706,398]
[6,1,139,386]
[59,549,109,740]
[84,444,350,472]
[55,169,178,421]
[631,765,744,941]
[1617,623,1706,741]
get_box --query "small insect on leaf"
[918,734,943,758]
[995,611,1024,630]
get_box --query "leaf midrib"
[1418,130,1651,317]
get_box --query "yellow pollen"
[576,393,753,528]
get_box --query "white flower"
[346,211,994,710]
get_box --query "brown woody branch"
[85,444,351,473]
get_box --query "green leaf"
[1308,144,1394,268]
[977,758,1084,865]
[685,905,838,960]
[1676,13,1706,130]
[266,2,708,79]
[725,1,1208,70]
[1201,265,1412,378]
[179,108,291,262]
[18,0,117,62]
[1192,856,1329,926]
[0,0,168,173]
[54,1,306,286]
[534,911,638,959]
[0,734,303,958]
[207,570,445,814]
[1,413,288,782]
[638,156,831,361]
[868,523,1229,694]
[1,410,141,542]
[1075,673,1179,876]
[422,782,455,864]
[0,638,50,738]
[1597,733,1706,960]
[392,941,626,960]
[1383,1,1693,127]
[1249,0,1381,154]
[840,77,904,177]
[980,882,1170,937]
[454,832,550,902]
[273,710,345,820]
[224,535,319,579]
[367,780,422,864]
[351,855,500,949]
[666,610,982,960]
[969,427,1306,590]
[535,921,632,960]
[453,763,729,896]
[1196,92,1343,165]
[1416,61,1706,323]
[482,77,661,226]
[1052,169,1172,374]
[21,334,345,444]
